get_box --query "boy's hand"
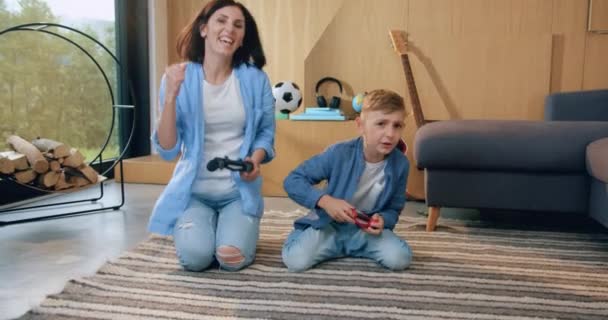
[317,195,355,223]
[362,213,384,236]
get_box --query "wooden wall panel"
[162,0,606,116]
[166,0,343,88]
[408,0,554,121]
[588,0,608,32]
[583,34,608,89]
[550,0,588,92]
[304,0,408,107]
[410,34,553,120]
[301,0,423,197]
[159,0,608,198]
[239,0,343,88]
[584,0,608,89]
[408,0,553,35]
[167,0,210,64]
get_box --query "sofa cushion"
[415,120,608,173]
[587,137,608,183]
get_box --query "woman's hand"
[165,63,186,101]
[240,149,266,182]
[157,63,186,150]
[317,195,355,224]
[240,156,260,181]
[362,213,384,236]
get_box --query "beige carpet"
[20,209,608,320]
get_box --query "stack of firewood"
[0,135,101,191]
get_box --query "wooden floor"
[0,181,604,320]
[0,181,309,319]
[0,182,162,320]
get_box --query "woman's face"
[201,6,246,59]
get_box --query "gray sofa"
[414,89,608,231]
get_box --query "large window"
[0,0,118,162]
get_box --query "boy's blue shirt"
[148,62,275,235]
[283,137,409,230]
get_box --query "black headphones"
[315,77,343,109]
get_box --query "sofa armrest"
[587,137,608,184]
[545,89,608,121]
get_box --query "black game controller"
[206,156,254,173]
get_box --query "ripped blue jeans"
[173,190,260,272]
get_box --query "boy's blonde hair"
[361,89,408,116]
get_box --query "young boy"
[281,89,412,272]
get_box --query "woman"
[149,0,275,272]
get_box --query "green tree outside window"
[0,0,118,162]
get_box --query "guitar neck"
[400,54,425,128]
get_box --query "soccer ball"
[272,81,302,114]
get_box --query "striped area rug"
[21,209,608,320]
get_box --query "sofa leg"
[426,206,440,232]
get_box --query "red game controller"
[351,208,372,229]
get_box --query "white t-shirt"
[350,160,386,213]
[192,71,246,197]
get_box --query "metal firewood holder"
[0,23,135,227]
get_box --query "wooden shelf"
[115,120,424,199]
[262,120,360,196]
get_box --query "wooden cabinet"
[261,120,359,196]
[117,120,425,200]
[261,120,425,199]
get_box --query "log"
[49,160,61,172]
[14,169,37,184]
[0,156,15,174]
[7,135,49,173]
[63,148,85,168]
[65,166,101,184]
[76,164,98,183]
[42,153,60,171]
[68,176,89,187]
[64,166,86,179]
[0,151,29,170]
[37,171,60,188]
[31,138,70,158]
[54,172,73,190]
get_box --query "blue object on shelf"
[304,107,341,114]
[289,107,346,121]
[289,114,346,121]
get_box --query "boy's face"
[356,109,405,162]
